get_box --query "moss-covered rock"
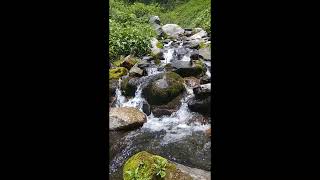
[109,67,128,80]
[123,151,192,180]
[121,77,137,97]
[120,55,139,70]
[143,72,185,105]
[193,60,206,76]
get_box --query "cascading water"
[109,37,211,179]
[143,84,210,145]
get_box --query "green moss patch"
[156,41,164,49]
[143,72,185,105]
[123,151,191,180]
[109,67,128,80]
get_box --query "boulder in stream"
[162,24,185,38]
[123,151,210,180]
[193,84,211,99]
[121,77,138,97]
[109,107,147,131]
[187,96,211,115]
[171,60,206,78]
[151,94,182,117]
[189,30,207,40]
[129,64,144,77]
[109,79,118,98]
[199,47,211,61]
[120,55,139,70]
[143,72,185,105]
[200,75,211,84]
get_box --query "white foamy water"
[114,79,126,107]
[122,84,144,111]
[113,44,210,145]
[181,53,191,61]
[162,49,175,64]
[164,41,173,47]
[142,84,210,144]
[146,67,161,76]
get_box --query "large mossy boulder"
[123,151,192,180]
[109,67,128,80]
[109,107,147,131]
[143,72,185,105]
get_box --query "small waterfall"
[122,84,144,111]
[162,48,175,64]
[110,34,212,178]
[143,84,210,144]
[114,79,126,107]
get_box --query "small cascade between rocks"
[109,23,212,179]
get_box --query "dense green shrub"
[109,0,161,61]
[109,0,212,61]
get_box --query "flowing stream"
[109,39,212,179]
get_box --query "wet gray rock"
[121,76,139,97]
[193,84,211,99]
[199,47,211,61]
[189,30,207,40]
[149,16,160,25]
[137,60,150,69]
[187,96,211,115]
[151,94,182,117]
[184,30,193,37]
[190,50,199,60]
[200,75,211,84]
[175,47,188,59]
[174,162,211,180]
[171,60,205,77]
[142,101,151,116]
[109,107,147,131]
[189,39,204,49]
[109,79,118,98]
[129,64,144,77]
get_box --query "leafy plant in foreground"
[153,158,167,178]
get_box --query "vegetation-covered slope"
[109,0,211,61]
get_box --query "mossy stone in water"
[143,72,185,105]
[109,67,128,80]
[123,151,192,180]
[121,77,137,97]
[194,60,206,76]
